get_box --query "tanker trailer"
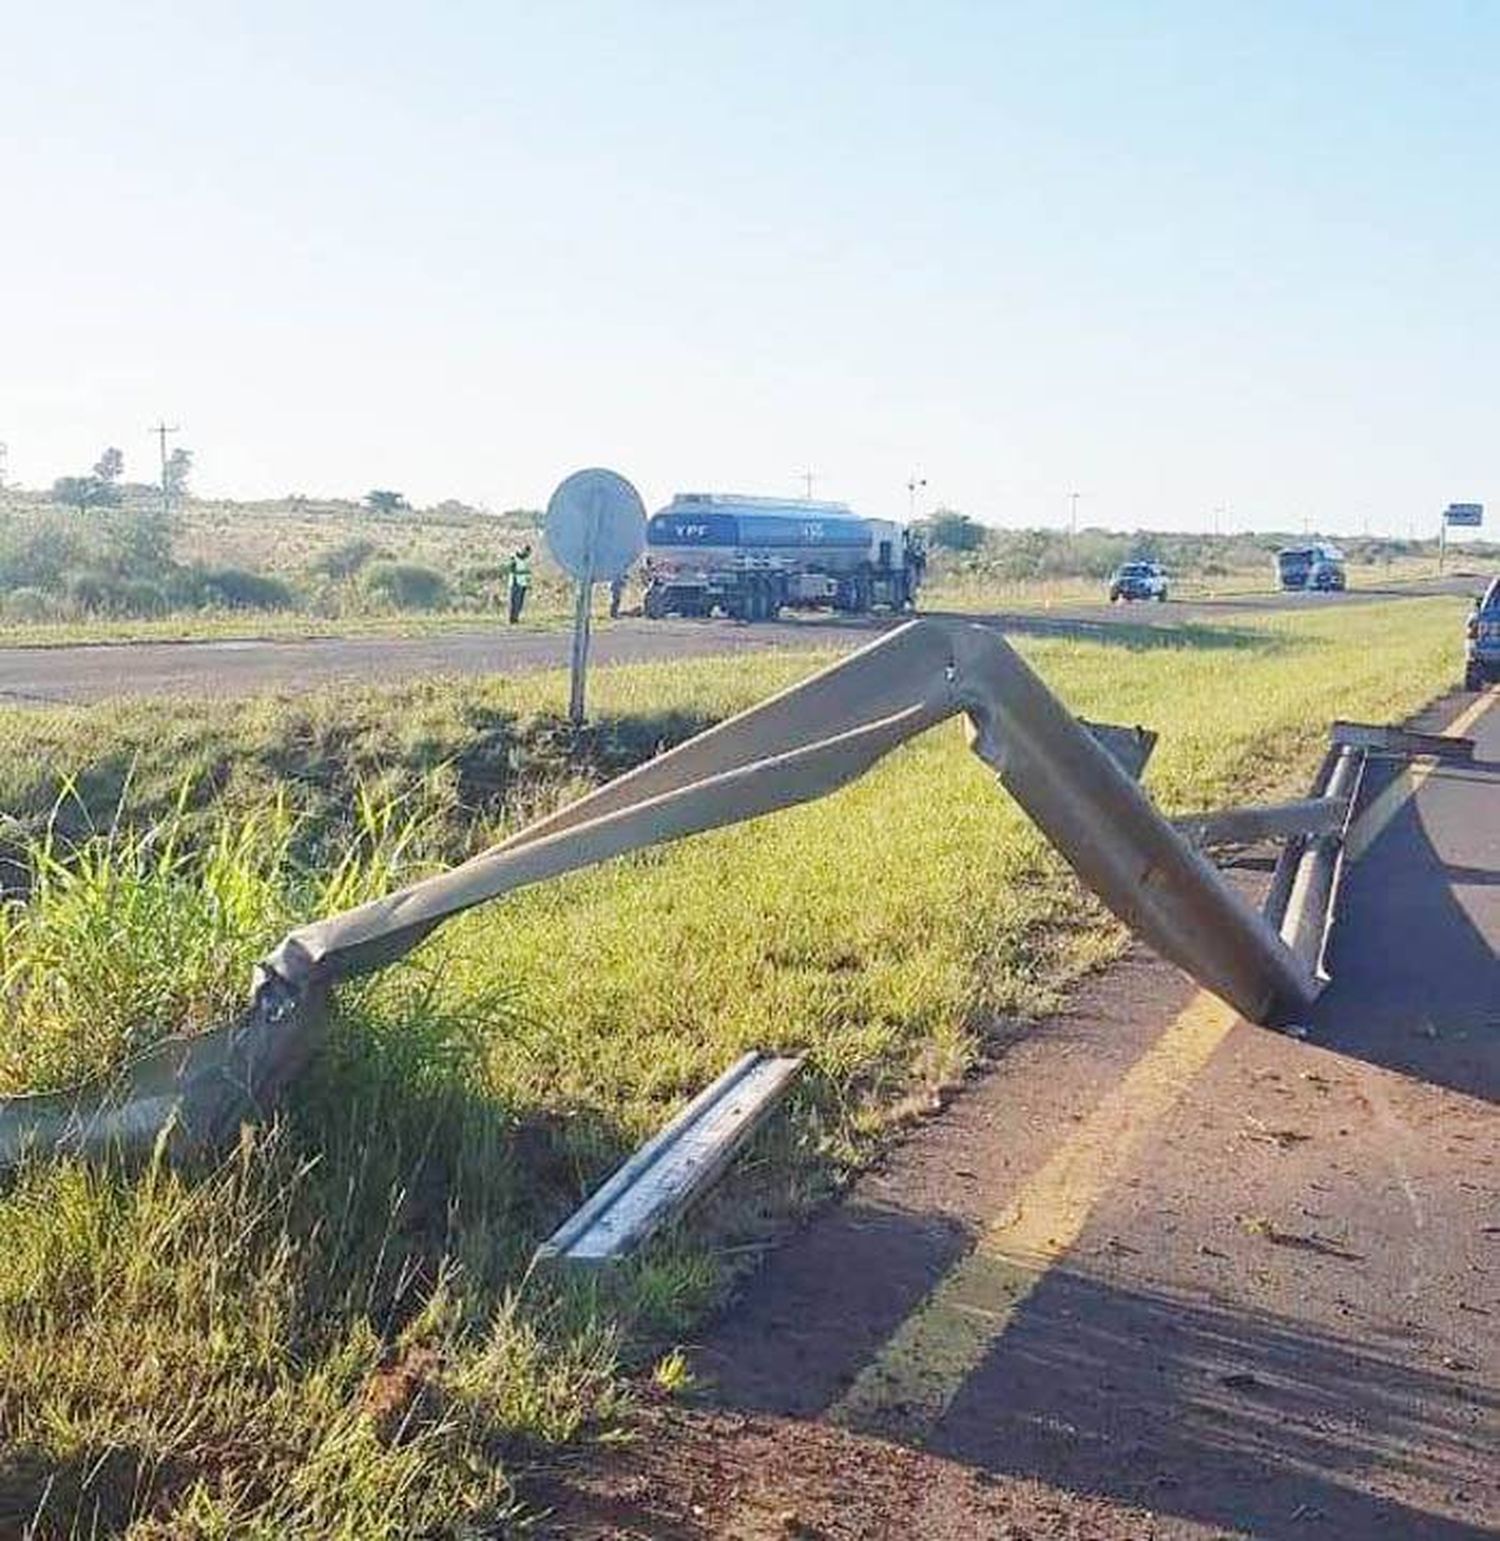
[642,493,924,621]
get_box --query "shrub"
[924,510,986,552]
[117,578,169,616]
[0,586,56,623]
[0,515,86,591]
[198,567,296,611]
[311,537,381,581]
[363,561,450,611]
[98,508,177,578]
[64,568,126,614]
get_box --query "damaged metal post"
[1279,744,1365,980]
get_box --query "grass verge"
[0,597,1468,1535]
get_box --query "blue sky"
[2,2,1496,534]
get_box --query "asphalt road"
[0,576,1482,705]
[550,683,1499,1539]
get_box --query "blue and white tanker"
[642,493,925,621]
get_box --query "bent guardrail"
[1,618,1324,1168]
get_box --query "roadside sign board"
[545,468,646,582]
[544,468,647,723]
[1444,503,1483,527]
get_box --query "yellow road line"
[832,688,1496,1443]
[1345,688,1496,863]
[829,990,1240,1440]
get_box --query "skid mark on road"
[830,991,1240,1441]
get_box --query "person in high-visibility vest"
[506,544,532,624]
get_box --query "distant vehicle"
[1464,576,1500,690]
[642,493,924,621]
[1107,561,1169,603]
[1276,544,1346,592]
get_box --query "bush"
[924,510,986,552]
[197,567,296,611]
[117,578,169,616]
[99,508,176,578]
[64,568,126,614]
[363,561,450,611]
[310,537,381,581]
[0,586,57,623]
[0,515,86,591]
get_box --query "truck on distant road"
[1275,543,1346,592]
[642,494,924,621]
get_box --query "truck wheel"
[1156,589,1167,602]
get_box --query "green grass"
[0,607,579,648]
[0,597,1470,1535]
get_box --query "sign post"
[1441,503,1484,575]
[544,468,647,725]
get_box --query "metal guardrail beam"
[1279,744,1366,980]
[0,619,1320,1168]
[1330,720,1474,761]
[1173,796,1349,848]
[537,1051,803,1263]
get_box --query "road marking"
[1345,689,1496,863]
[829,990,1240,1440]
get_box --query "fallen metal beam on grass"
[1173,796,1350,849]
[0,977,324,1170]
[537,1051,803,1264]
[0,617,1322,1171]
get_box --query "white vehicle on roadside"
[1107,561,1170,603]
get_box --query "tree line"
[52,445,193,516]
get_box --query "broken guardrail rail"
[7,617,1444,1172]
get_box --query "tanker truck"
[641,493,925,621]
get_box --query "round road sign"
[544,468,646,583]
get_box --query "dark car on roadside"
[1464,577,1500,690]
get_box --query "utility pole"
[1069,491,1080,537]
[150,420,178,516]
[1213,504,1225,537]
[0,441,8,490]
[907,475,927,523]
[798,470,817,501]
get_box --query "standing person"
[506,544,532,624]
[608,569,628,618]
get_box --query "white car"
[1108,562,1169,602]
